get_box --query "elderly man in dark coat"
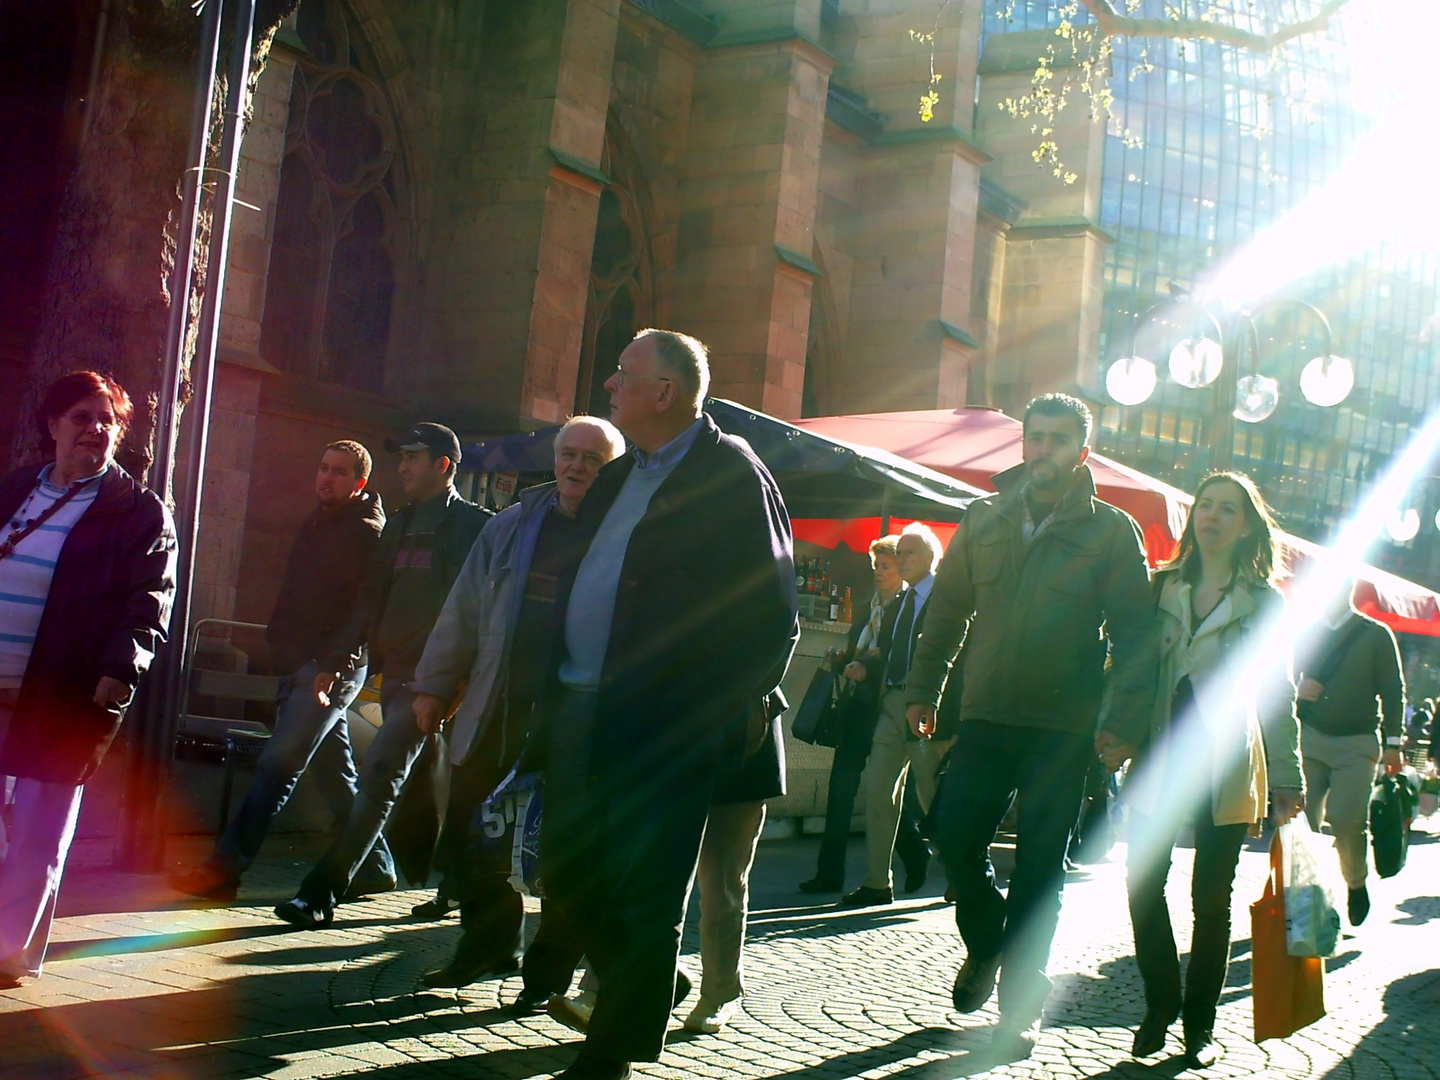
[541,329,798,1080]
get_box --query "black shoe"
[273,897,333,929]
[990,1017,1040,1062]
[1183,1030,1222,1068]
[420,953,519,988]
[951,952,1001,1013]
[839,885,893,908]
[1348,885,1371,926]
[556,1049,631,1079]
[510,984,552,1014]
[798,876,842,894]
[674,964,694,1009]
[343,867,398,900]
[903,852,930,895]
[410,895,461,920]
[168,865,240,902]
[1131,1005,1178,1057]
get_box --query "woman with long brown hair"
[1123,472,1304,1067]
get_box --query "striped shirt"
[0,466,104,688]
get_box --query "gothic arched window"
[577,117,659,416]
[260,0,401,393]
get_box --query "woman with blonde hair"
[1121,472,1304,1068]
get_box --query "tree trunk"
[10,0,295,481]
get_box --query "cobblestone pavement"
[3,822,1438,1080]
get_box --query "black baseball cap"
[384,422,462,467]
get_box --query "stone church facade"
[2,0,1113,652]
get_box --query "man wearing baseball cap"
[276,421,490,928]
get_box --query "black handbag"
[792,666,841,748]
[1371,771,1417,878]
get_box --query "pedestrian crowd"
[0,332,1423,1079]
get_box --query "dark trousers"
[1127,807,1248,1035]
[936,719,1092,1024]
[815,711,928,884]
[540,688,713,1062]
[521,901,585,998]
[442,736,524,964]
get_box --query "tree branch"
[1075,0,1354,52]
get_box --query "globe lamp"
[1105,356,1157,406]
[1233,374,1280,423]
[1299,355,1355,408]
[1387,508,1421,544]
[1169,337,1223,389]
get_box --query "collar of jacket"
[990,461,1099,525]
[518,481,558,513]
[587,413,723,506]
[1158,556,1262,632]
[81,463,142,517]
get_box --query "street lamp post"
[1104,298,1355,473]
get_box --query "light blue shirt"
[559,418,705,689]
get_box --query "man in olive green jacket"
[904,394,1158,1061]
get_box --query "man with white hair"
[408,415,626,987]
[543,329,798,1079]
[842,522,948,908]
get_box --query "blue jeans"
[210,661,393,883]
[297,678,424,908]
[0,776,84,978]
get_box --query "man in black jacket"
[542,329,798,1080]
[171,441,389,902]
[275,423,490,927]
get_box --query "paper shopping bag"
[1252,831,1325,1042]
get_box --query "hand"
[1271,786,1305,825]
[313,671,338,707]
[93,676,131,710]
[843,661,867,682]
[1383,747,1404,776]
[1094,730,1136,773]
[864,647,881,659]
[908,704,936,739]
[1296,677,1324,703]
[412,692,447,736]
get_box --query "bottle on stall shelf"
[842,587,853,623]
[828,583,840,622]
[806,559,818,595]
[795,559,806,592]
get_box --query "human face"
[48,393,120,480]
[872,552,903,597]
[397,447,448,501]
[603,337,675,436]
[1190,480,1251,563]
[895,534,934,586]
[1022,413,1089,497]
[554,424,617,514]
[315,449,365,509]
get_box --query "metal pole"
[120,0,258,870]
[1210,319,1238,473]
[117,0,224,870]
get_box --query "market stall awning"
[794,406,1440,638]
[461,400,984,524]
[795,406,1190,565]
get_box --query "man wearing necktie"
[841,523,948,908]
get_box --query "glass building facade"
[981,1,1440,587]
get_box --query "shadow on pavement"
[1318,968,1440,1080]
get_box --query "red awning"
[794,406,1440,637]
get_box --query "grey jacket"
[411,485,557,765]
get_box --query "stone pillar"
[670,29,834,418]
[825,0,988,412]
[976,29,1111,414]
[421,0,621,429]
[192,42,298,627]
